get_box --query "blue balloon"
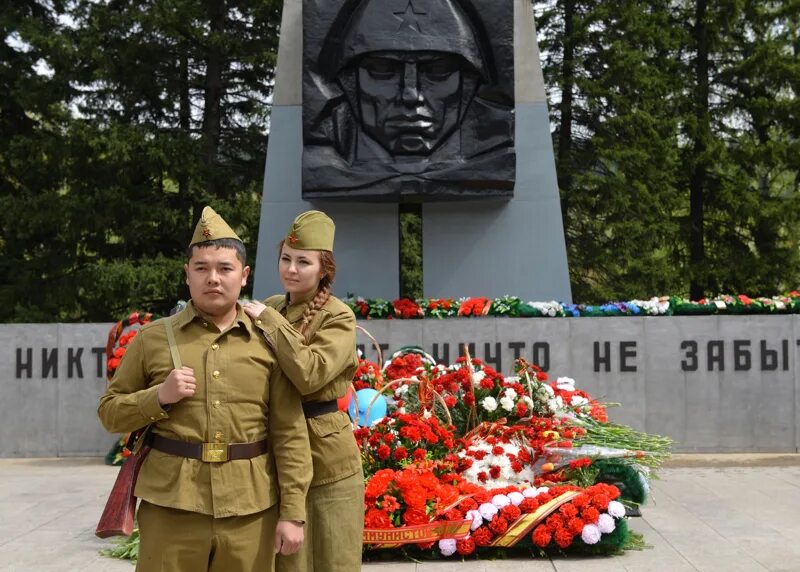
[349,388,387,427]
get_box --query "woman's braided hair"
[279,240,336,342]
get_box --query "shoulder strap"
[164,317,183,369]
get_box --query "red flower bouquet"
[355,413,458,477]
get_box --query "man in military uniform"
[98,206,311,572]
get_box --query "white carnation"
[536,486,550,495]
[556,376,576,390]
[438,538,457,556]
[504,388,518,400]
[481,396,498,412]
[597,513,616,534]
[422,409,433,419]
[607,500,626,518]
[570,395,589,407]
[543,384,555,396]
[478,502,499,520]
[522,487,539,498]
[472,370,486,386]
[465,509,483,531]
[491,494,511,509]
[581,524,601,545]
[546,396,564,414]
[499,396,515,412]
[508,491,524,506]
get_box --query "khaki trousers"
[276,471,364,572]
[136,500,277,572]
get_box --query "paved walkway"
[0,455,798,571]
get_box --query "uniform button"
[255,319,262,325]
[211,343,219,350]
[149,416,155,421]
[203,322,208,328]
[212,370,220,378]
[212,400,221,408]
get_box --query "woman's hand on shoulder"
[243,301,267,320]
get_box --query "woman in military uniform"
[244,211,363,572]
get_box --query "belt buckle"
[202,443,229,462]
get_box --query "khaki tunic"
[257,294,361,486]
[98,302,311,521]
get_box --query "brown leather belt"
[151,435,268,463]
[302,399,338,419]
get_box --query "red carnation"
[471,526,493,546]
[456,537,476,555]
[501,505,521,522]
[413,448,427,461]
[567,517,584,535]
[554,527,574,548]
[460,498,478,511]
[488,516,509,535]
[393,447,408,461]
[532,525,552,547]
[569,457,592,470]
[403,507,429,526]
[545,513,564,532]
[492,446,505,456]
[443,508,463,521]
[571,493,590,509]
[477,471,488,483]
[558,503,578,519]
[519,497,540,513]
[489,466,501,479]
[364,508,392,529]
[581,507,600,524]
[376,444,391,460]
[399,425,422,442]
[592,493,611,510]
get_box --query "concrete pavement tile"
[736,539,800,572]
[416,561,487,572]
[640,486,770,571]
[610,517,698,571]
[362,563,417,571]
[472,559,554,571]
[549,555,628,571]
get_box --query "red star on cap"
[288,234,298,245]
[202,227,212,238]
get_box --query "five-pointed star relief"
[393,0,427,33]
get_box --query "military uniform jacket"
[258,294,362,487]
[98,302,311,520]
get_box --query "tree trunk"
[202,0,225,199]
[178,50,192,235]
[689,0,709,300]
[556,0,576,237]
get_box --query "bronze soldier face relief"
[303,0,515,200]
[357,52,465,156]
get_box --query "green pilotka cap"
[190,206,242,246]
[284,211,335,251]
